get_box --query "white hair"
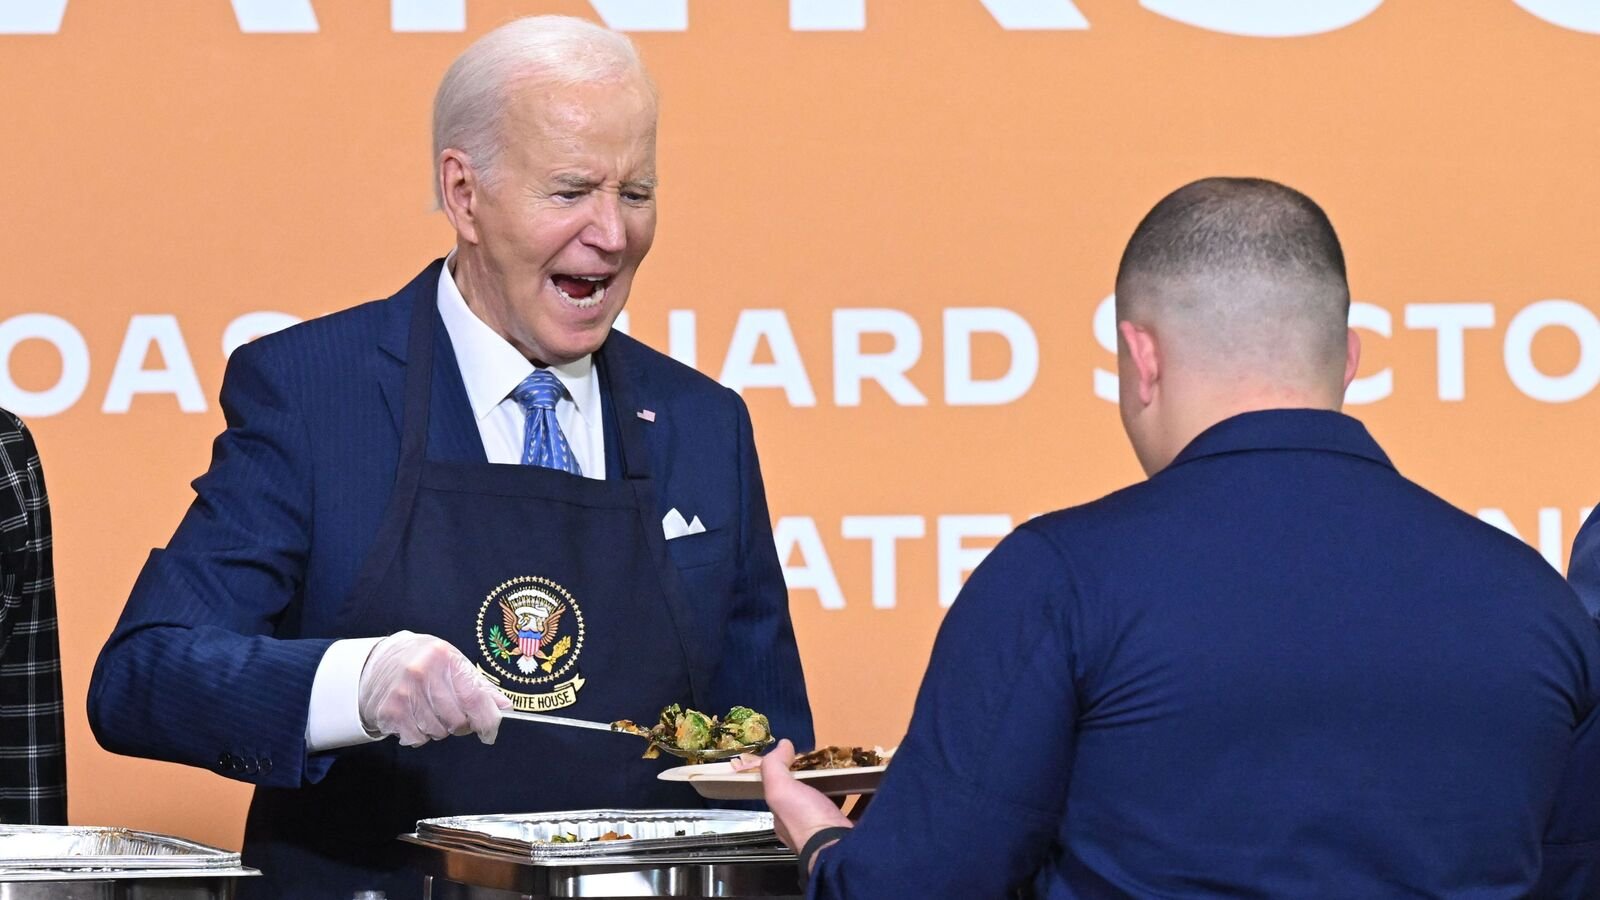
[431,16,651,203]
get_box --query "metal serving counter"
[0,826,257,899]
[402,835,802,899]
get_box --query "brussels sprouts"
[723,707,771,745]
[675,709,714,751]
[658,703,683,731]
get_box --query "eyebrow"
[549,173,658,191]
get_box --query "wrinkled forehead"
[503,74,658,138]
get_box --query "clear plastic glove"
[358,631,512,747]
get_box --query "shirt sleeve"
[807,525,1077,899]
[305,637,385,752]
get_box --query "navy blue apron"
[241,291,709,899]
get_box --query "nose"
[582,193,627,255]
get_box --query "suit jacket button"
[243,759,260,775]
[260,757,273,775]
[229,758,246,774]
[218,752,232,769]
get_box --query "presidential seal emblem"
[476,576,587,711]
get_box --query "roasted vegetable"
[721,706,771,745]
[657,704,683,731]
[789,746,885,771]
[618,703,774,761]
[611,719,650,738]
[674,709,714,751]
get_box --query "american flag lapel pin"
[637,409,656,422]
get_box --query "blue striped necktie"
[511,369,582,475]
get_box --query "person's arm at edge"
[0,412,27,659]
[8,416,68,824]
[1532,656,1600,898]
[784,526,1078,899]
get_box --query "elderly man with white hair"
[88,16,813,898]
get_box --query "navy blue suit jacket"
[810,410,1600,899]
[1555,510,1600,896]
[88,261,813,789]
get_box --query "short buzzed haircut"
[1115,177,1351,384]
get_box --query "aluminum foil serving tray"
[415,809,782,860]
[0,825,244,871]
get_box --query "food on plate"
[611,704,774,761]
[789,745,893,771]
[724,743,897,773]
[660,744,897,800]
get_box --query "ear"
[1341,327,1362,391]
[438,150,481,245]
[1119,320,1161,406]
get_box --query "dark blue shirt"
[810,410,1600,899]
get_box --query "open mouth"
[551,273,613,310]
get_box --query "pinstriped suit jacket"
[87,260,813,791]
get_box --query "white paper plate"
[657,762,887,801]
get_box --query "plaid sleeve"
[0,410,67,824]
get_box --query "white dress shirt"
[434,255,606,474]
[304,255,608,751]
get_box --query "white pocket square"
[662,509,707,541]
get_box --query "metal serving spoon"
[501,709,774,762]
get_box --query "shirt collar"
[1166,408,1394,472]
[436,250,596,422]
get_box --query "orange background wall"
[2,0,1598,849]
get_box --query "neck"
[449,248,500,339]
[449,247,553,367]
[1147,382,1341,475]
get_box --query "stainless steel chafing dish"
[406,810,801,898]
[417,810,784,860]
[0,826,257,898]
